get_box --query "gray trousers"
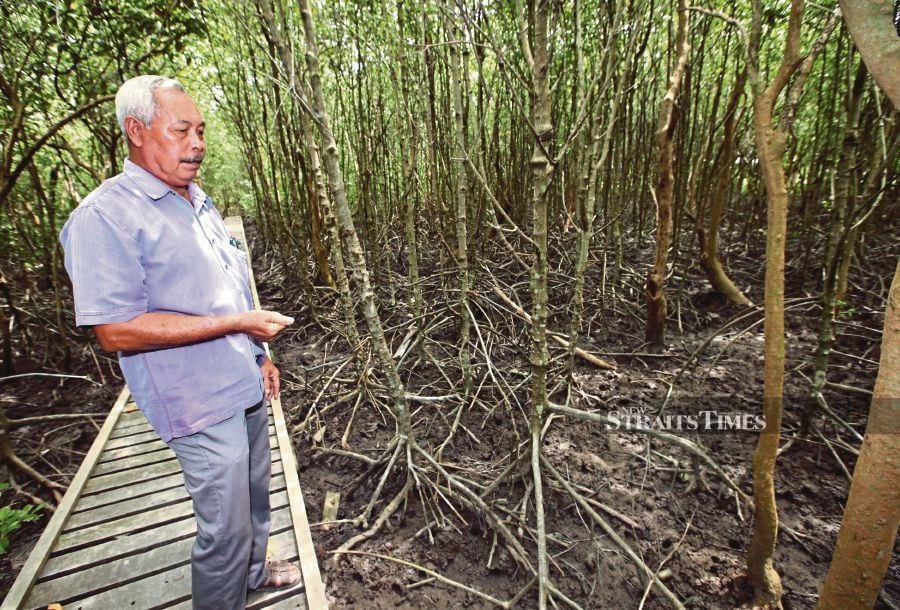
[168,401,272,610]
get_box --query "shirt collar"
[123,158,211,210]
[188,181,212,211]
[124,158,171,200]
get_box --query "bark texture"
[806,61,867,431]
[298,0,410,427]
[522,0,553,605]
[697,68,752,307]
[448,29,473,396]
[745,0,805,605]
[839,0,900,109]
[645,0,690,351]
[256,0,358,353]
[817,259,900,609]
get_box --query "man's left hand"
[260,356,281,400]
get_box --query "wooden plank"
[109,417,147,429]
[56,497,196,552]
[271,395,328,610]
[31,537,193,607]
[65,483,189,532]
[111,411,149,424]
[41,492,293,581]
[73,471,185,513]
[84,433,279,494]
[99,415,275,465]
[62,451,284,550]
[91,446,174,476]
[97,438,170,463]
[26,510,296,608]
[73,458,285,515]
[40,516,195,582]
[226,216,328,610]
[81,455,183,493]
[65,472,288,532]
[107,423,153,439]
[116,407,141,418]
[103,429,161,448]
[1,387,131,610]
[116,404,142,420]
[47,527,300,610]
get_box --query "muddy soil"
[2,224,897,609]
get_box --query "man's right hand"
[235,310,295,342]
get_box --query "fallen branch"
[4,413,106,430]
[1,432,65,497]
[0,373,101,385]
[824,380,873,397]
[490,286,616,370]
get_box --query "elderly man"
[60,75,299,609]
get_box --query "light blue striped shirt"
[60,159,265,441]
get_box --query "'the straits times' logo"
[605,406,766,432]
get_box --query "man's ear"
[123,116,146,148]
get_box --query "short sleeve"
[60,206,148,327]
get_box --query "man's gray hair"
[115,75,185,135]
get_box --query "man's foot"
[257,560,301,590]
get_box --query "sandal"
[257,559,301,590]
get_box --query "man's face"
[128,88,206,189]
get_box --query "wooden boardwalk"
[3,218,326,610]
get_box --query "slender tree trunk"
[645,0,689,352]
[0,274,13,375]
[839,0,900,109]
[805,61,867,432]
[745,1,805,605]
[298,0,409,422]
[392,0,422,324]
[447,18,473,396]
[817,258,900,609]
[308,176,334,287]
[521,0,552,605]
[697,68,752,306]
[303,112,360,355]
[256,0,355,351]
[835,121,899,312]
[421,10,443,231]
[567,4,633,373]
[747,96,788,610]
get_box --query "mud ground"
[2,224,897,609]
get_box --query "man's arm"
[93,310,294,352]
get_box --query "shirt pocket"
[227,244,252,286]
